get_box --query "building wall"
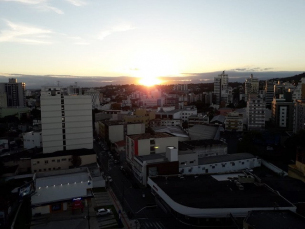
[179,158,261,175]
[41,91,93,154]
[31,154,96,173]
[126,136,179,163]
[109,125,124,143]
[23,131,42,149]
[137,137,178,156]
[247,96,265,130]
[293,100,305,133]
[32,205,50,215]
[127,123,145,135]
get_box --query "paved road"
[93,141,207,229]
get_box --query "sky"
[0,0,304,84]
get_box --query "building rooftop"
[188,125,220,140]
[127,132,174,140]
[135,153,166,163]
[149,174,294,209]
[198,153,255,165]
[179,139,226,151]
[153,126,189,138]
[210,115,226,123]
[244,210,305,229]
[31,148,95,159]
[32,168,92,205]
[32,171,92,205]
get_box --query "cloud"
[98,23,136,40]
[65,0,87,6]
[231,66,274,72]
[3,0,64,14]
[0,20,53,44]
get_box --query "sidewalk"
[107,187,137,229]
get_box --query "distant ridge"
[270,72,305,84]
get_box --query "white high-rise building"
[245,74,259,101]
[214,71,229,105]
[41,86,93,154]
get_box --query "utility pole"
[87,200,90,229]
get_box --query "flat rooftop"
[135,153,166,163]
[32,171,92,205]
[244,210,305,229]
[150,174,294,209]
[198,153,255,165]
[128,132,173,140]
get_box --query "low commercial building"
[179,139,227,157]
[23,131,42,149]
[179,153,261,175]
[133,147,179,186]
[187,114,209,128]
[148,174,296,226]
[31,149,96,173]
[99,120,145,144]
[31,168,93,215]
[126,133,178,165]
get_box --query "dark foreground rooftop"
[244,210,305,229]
[150,174,294,209]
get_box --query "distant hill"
[271,72,305,84]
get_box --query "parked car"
[96,208,111,216]
[107,176,113,183]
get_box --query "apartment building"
[0,78,25,107]
[40,86,93,154]
[247,94,265,130]
[271,93,294,130]
[294,100,305,133]
[245,74,259,101]
[224,111,243,132]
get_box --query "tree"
[71,155,82,167]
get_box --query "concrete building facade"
[40,86,93,154]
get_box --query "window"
[52,160,55,162]
[39,169,41,172]
[44,169,46,171]
[34,170,37,172]
[45,160,48,164]
[37,161,40,164]
[58,167,61,170]
[57,159,60,162]
[61,158,66,161]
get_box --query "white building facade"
[23,131,42,149]
[40,86,93,154]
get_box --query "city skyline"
[0,0,305,85]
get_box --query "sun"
[127,50,180,86]
[138,76,162,86]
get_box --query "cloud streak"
[65,0,87,6]
[98,23,135,40]
[0,20,53,44]
[3,0,64,14]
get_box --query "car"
[96,208,111,216]
[107,176,113,182]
